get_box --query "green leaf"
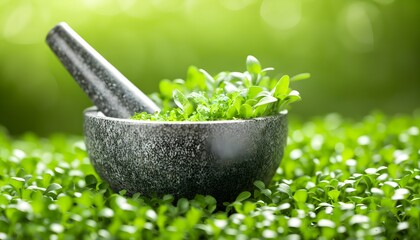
[11,176,25,184]
[57,195,73,213]
[277,183,292,197]
[328,189,340,202]
[173,79,185,85]
[199,69,215,91]
[294,189,308,203]
[186,207,202,226]
[146,209,157,221]
[16,168,27,178]
[291,73,311,82]
[98,182,109,190]
[284,91,301,103]
[0,195,9,206]
[247,86,264,99]
[85,174,97,187]
[245,99,258,106]
[261,67,274,72]
[273,75,290,99]
[177,198,190,213]
[159,79,175,99]
[99,207,114,218]
[186,66,206,91]
[223,82,238,93]
[236,191,251,202]
[227,72,245,82]
[254,95,278,107]
[10,177,25,192]
[232,95,244,111]
[240,104,253,118]
[255,90,272,99]
[173,90,194,117]
[226,106,237,119]
[257,76,271,88]
[254,180,265,190]
[277,91,301,112]
[246,55,262,74]
[45,183,62,193]
[188,92,208,105]
[253,104,268,117]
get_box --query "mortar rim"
[84,106,288,125]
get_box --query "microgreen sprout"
[1,112,420,238]
[132,56,309,121]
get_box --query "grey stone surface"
[46,22,160,118]
[84,107,288,202]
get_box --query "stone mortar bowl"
[84,107,288,202]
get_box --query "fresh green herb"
[132,56,309,121]
[1,112,419,239]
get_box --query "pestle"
[46,22,160,118]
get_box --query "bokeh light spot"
[373,0,394,5]
[338,2,381,52]
[3,2,32,40]
[220,0,256,11]
[260,0,301,30]
[346,3,374,45]
[82,0,122,16]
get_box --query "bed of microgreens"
[1,112,419,239]
[132,56,309,121]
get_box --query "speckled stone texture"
[84,107,288,202]
[46,22,159,118]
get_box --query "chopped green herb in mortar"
[131,56,309,121]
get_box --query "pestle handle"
[46,22,160,118]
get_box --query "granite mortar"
[84,107,288,202]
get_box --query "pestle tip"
[46,22,71,43]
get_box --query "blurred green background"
[0,0,419,136]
